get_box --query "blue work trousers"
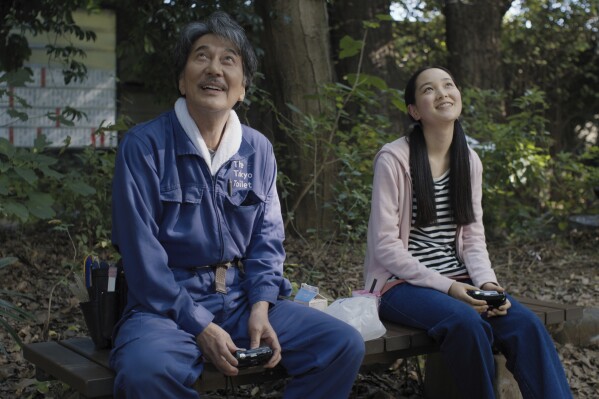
[379,283,572,399]
[110,268,365,399]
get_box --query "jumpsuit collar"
[174,97,243,175]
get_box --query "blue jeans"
[380,283,572,399]
[110,267,365,399]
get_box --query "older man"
[109,11,364,399]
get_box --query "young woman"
[363,66,571,398]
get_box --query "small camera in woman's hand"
[467,290,507,309]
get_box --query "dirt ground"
[0,224,597,398]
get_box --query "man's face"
[178,33,246,117]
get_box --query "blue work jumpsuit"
[109,110,364,398]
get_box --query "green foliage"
[0,0,131,255]
[390,4,447,74]
[0,0,103,223]
[0,0,99,168]
[0,69,34,122]
[463,88,551,236]
[0,118,129,256]
[50,145,117,255]
[0,136,60,221]
[0,257,35,350]
[1,0,98,79]
[551,147,599,224]
[273,20,400,242]
[103,0,259,104]
[2,0,596,250]
[462,88,599,238]
[338,35,364,59]
[0,132,108,226]
[0,0,109,352]
[579,146,599,191]
[48,117,132,256]
[327,78,400,241]
[502,0,599,152]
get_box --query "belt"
[190,259,242,294]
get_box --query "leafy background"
[1,0,598,397]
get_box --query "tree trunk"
[255,0,335,235]
[328,0,395,83]
[328,0,403,125]
[444,0,513,89]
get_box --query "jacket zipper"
[212,159,238,263]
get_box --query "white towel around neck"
[174,97,242,175]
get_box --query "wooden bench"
[22,296,583,398]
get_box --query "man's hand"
[448,281,489,314]
[480,282,511,317]
[248,301,281,368]
[196,323,240,376]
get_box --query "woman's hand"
[196,323,240,376]
[480,282,511,317]
[448,281,489,314]
[248,301,282,368]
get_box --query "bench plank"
[515,296,584,322]
[22,298,584,398]
[58,337,289,393]
[382,323,413,351]
[365,335,385,355]
[523,303,564,324]
[22,341,114,398]
[386,323,436,349]
[60,337,110,368]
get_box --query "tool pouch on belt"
[79,259,127,350]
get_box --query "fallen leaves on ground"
[1,225,597,398]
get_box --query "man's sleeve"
[239,144,291,305]
[112,134,214,337]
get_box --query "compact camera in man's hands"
[467,290,507,309]
[234,346,273,368]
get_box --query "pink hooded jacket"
[363,136,498,294]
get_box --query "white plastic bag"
[323,296,386,341]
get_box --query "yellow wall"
[1,9,117,147]
[26,9,116,70]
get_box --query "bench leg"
[494,353,523,399]
[423,353,522,399]
[423,352,460,399]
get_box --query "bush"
[49,145,117,255]
[274,73,400,243]
[0,136,73,222]
[327,77,399,242]
[0,257,35,350]
[462,88,599,238]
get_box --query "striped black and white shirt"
[407,171,467,277]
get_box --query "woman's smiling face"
[408,68,462,127]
